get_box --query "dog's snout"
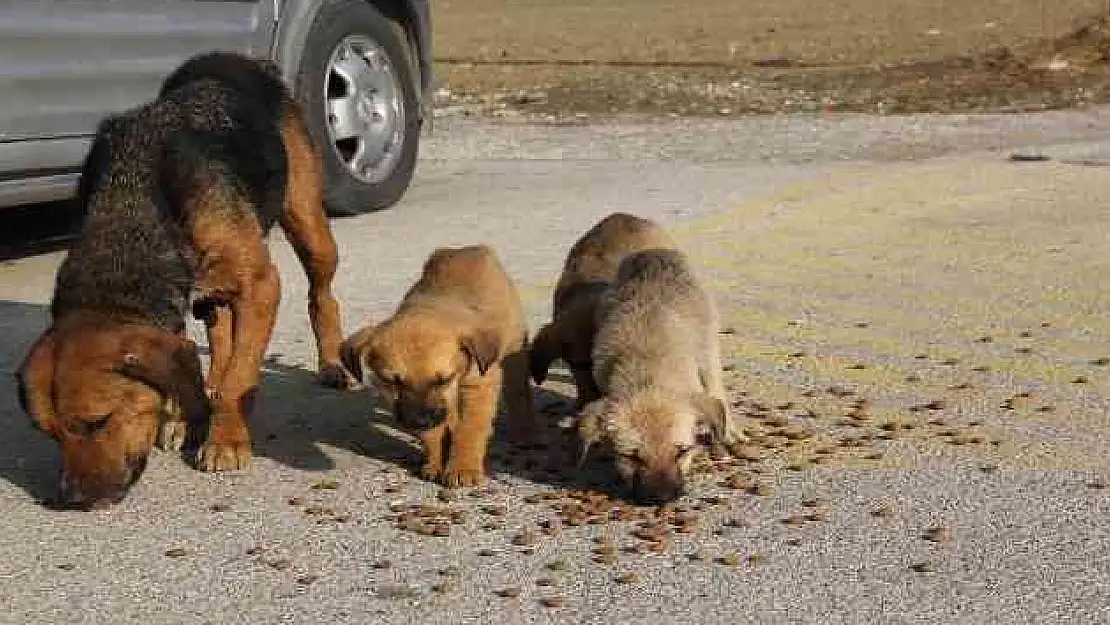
[630,469,685,505]
[396,402,447,430]
[56,458,145,511]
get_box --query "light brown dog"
[340,245,535,487]
[530,213,675,407]
[566,247,747,505]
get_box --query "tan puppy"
[530,213,675,407]
[340,245,535,487]
[568,247,747,504]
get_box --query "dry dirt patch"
[430,0,1110,117]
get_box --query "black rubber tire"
[295,0,421,217]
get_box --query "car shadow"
[0,298,613,504]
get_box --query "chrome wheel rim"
[323,35,405,185]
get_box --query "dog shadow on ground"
[0,300,62,502]
[0,298,615,503]
[251,355,620,493]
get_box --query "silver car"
[0,0,433,217]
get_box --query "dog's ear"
[461,327,501,376]
[15,331,58,435]
[114,328,210,425]
[691,393,728,447]
[339,326,379,386]
[575,398,617,469]
[528,322,561,385]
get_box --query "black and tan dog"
[340,245,536,487]
[529,213,675,407]
[14,52,356,509]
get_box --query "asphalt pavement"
[1,107,1110,624]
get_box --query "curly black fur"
[53,52,295,333]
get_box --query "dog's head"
[341,315,501,432]
[568,390,727,505]
[15,316,209,510]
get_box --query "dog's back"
[591,248,718,398]
[54,53,293,333]
[554,212,675,312]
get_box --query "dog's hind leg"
[278,108,356,390]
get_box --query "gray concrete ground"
[2,107,1110,624]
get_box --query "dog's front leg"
[443,370,502,487]
[418,423,449,482]
[195,263,281,472]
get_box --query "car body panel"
[0,0,430,209]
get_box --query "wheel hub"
[324,34,405,185]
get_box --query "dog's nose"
[396,404,447,430]
[630,471,685,505]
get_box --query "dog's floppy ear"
[528,322,561,385]
[461,327,501,376]
[114,327,210,425]
[691,393,728,447]
[575,398,617,469]
[339,326,379,386]
[15,331,58,434]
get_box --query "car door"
[0,0,276,205]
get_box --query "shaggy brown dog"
[15,52,356,509]
[529,213,675,407]
[567,248,747,505]
[340,245,535,487]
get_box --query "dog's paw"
[158,420,188,452]
[195,420,252,472]
[315,362,362,391]
[419,462,443,483]
[440,464,486,488]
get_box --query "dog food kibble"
[496,586,522,598]
[717,553,741,566]
[923,525,952,543]
[871,504,894,518]
[267,559,293,571]
[164,548,188,558]
[594,553,619,565]
[615,572,643,585]
[540,596,565,609]
[512,532,538,547]
[594,543,618,556]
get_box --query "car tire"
[295,0,421,216]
